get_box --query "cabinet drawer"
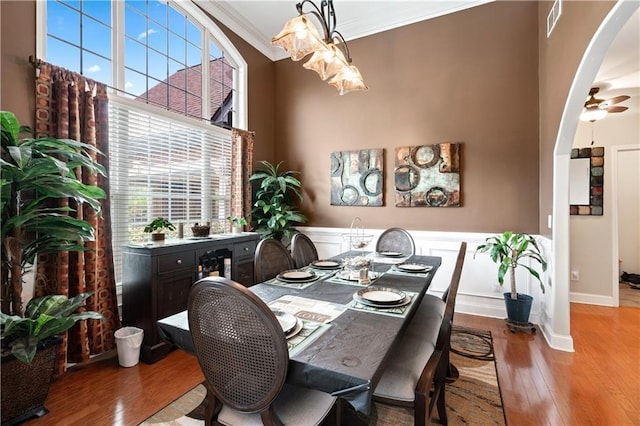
[158,252,195,273]
[234,240,257,258]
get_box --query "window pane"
[168,86,187,116]
[186,20,201,47]
[48,1,80,45]
[83,15,111,59]
[147,49,167,81]
[147,25,167,55]
[186,42,201,68]
[124,0,146,14]
[186,93,201,118]
[125,36,147,74]
[148,0,167,26]
[168,33,186,65]
[209,39,222,60]
[47,37,81,73]
[125,67,147,98]
[168,59,186,89]
[83,0,110,26]
[83,51,111,86]
[147,77,168,108]
[125,4,146,41]
[186,68,201,96]
[168,6,186,37]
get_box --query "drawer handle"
[176,259,182,265]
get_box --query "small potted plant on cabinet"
[143,217,175,241]
[226,216,248,234]
[475,232,547,326]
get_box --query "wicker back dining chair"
[375,227,416,256]
[188,277,336,426]
[290,232,319,269]
[373,242,467,426]
[254,238,295,283]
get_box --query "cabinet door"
[233,257,255,287]
[158,272,194,319]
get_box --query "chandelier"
[272,0,368,95]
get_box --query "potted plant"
[226,215,248,233]
[143,217,176,241]
[1,110,106,316]
[475,232,547,325]
[250,161,307,242]
[1,293,104,424]
[2,109,107,424]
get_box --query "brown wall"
[537,0,615,236]
[0,1,37,127]
[274,1,540,233]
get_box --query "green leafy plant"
[143,217,176,234]
[250,161,307,241]
[226,216,248,227]
[1,111,106,316]
[475,232,547,300]
[0,293,105,364]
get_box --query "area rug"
[140,325,505,425]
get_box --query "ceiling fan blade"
[607,106,628,113]
[599,95,630,108]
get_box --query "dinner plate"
[352,292,412,309]
[357,287,406,304]
[377,251,406,258]
[395,263,433,273]
[272,310,297,334]
[310,259,342,270]
[277,269,317,282]
[336,270,381,282]
[285,317,304,339]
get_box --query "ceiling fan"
[580,87,630,122]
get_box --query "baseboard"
[570,292,616,307]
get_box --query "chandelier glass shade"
[579,107,608,122]
[272,1,368,95]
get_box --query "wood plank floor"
[23,303,640,426]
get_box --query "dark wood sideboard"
[122,232,261,363]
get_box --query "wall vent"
[547,0,562,37]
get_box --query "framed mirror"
[569,147,604,215]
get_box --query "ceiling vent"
[547,0,562,37]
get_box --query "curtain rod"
[29,55,43,69]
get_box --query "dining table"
[157,250,442,416]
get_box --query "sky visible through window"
[46,0,229,116]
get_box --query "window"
[40,0,247,283]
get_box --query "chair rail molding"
[297,227,566,351]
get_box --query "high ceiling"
[196,1,639,109]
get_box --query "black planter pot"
[503,292,533,325]
[1,336,62,426]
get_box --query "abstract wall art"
[394,143,462,207]
[330,149,384,206]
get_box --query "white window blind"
[109,97,232,282]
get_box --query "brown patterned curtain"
[34,63,121,376]
[230,129,255,227]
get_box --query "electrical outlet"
[571,270,579,281]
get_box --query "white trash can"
[114,326,144,367]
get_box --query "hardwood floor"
[23,304,640,426]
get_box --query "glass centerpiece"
[341,217,374,283]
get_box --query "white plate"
[395,263,433,273]
[337,270,381,282]
[277,269,317,282]
[352,293,412,309]
[311,260,342,269]
[272,310,297,334]
[377,251,405,257]
[285,318,304,339]
[357,287,406,304]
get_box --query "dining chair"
[373,241,467,426]
[188,277,337,426]
[254,238,295,283]
[290,232,319,269]
[375,227,416,255]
